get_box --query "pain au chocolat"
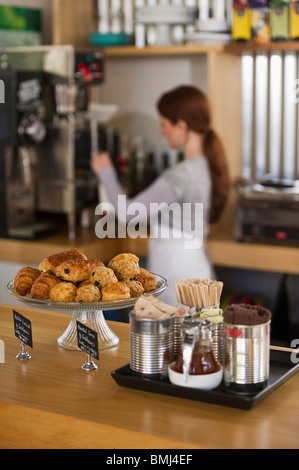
[38,249,88,273]
[54,259,104,283]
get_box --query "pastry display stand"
[7,274,167,352]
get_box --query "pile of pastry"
[13,249,157,303]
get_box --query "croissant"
[14,267,41,296]
[38,249,87,273]
[31,271,61,300]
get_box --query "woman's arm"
[91,152,178,225]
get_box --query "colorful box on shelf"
[251,7,270,42]
[270,2,290,40]
[231,0,297,42]
[232,2,252,41]
[89,32,133,47]
[290,1,299,38]
[0,5,42,46]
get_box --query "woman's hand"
[90,151,113,174]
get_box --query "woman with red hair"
[91,85,230,304]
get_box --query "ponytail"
[203,129,230,224]
[157,85,230,223]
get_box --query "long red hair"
[157,85,230,223]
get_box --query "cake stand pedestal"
[57,308,121,351]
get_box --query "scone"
[31,271,61,300]
[122,279,144,297]
[55,259,104,282]
[75,284,101,302]
[101,282,130,301]
[108,253,139,269]
[90,266,118,289]
[111,260,140,281]
[38,249,87,273]
[78,279,92,287]
[49,282,77,302]
[136,268,157,293]
[14,267,41,296]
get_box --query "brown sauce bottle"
[171,318,220,375]
[171,344,220,375]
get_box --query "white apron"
[148,235,215,306]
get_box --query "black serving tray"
[111,349,299,410]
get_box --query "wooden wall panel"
[207,51,242,232]
[52,0,96,46]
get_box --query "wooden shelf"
[102,44,225,57]
[226,40,299,54]
[101,41,299,57]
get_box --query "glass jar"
[171,318,220,380]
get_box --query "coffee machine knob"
[18,112,47,144]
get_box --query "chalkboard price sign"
[13,310,33,348]
[76,321,99,361]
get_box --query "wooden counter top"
[2,226,299,274]
[0,303,298,449]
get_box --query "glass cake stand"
[7,274,167,352]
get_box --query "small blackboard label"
[76,321,99,360]
[13,310,33,348]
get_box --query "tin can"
[129,311,175,377]
[212,322,224,365]
[223,320,271,394]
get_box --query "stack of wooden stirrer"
[174,279,223,308]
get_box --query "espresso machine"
[0,45,105,239]
[234,177,299,246]
[0,66,49,239]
